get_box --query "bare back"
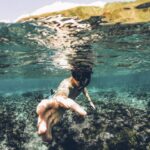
[54,77,82,99]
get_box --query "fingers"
[37,109,56,135]
[43,113,55,141]
[40,110,62,142]
[56,97,87,116]
[46,111,61,140]
[38,119,47,134]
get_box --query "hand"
[90,101,96,110]
[36,97,87,141]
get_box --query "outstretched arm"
[36,97,87,141]
[82,88,95,109]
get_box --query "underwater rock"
[0,91,149,150]
[48,101,150,150]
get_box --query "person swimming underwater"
[36,69,95,141]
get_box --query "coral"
[0,91,149,150]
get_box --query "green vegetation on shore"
[19,0,150,24]
[19,6,102,21]
[103,0,150,23]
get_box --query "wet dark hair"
[71,68,92,87]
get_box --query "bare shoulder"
[58,77,72,89]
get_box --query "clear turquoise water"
[0,21,150,150]
[0,22,150,109]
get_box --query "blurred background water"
[0,22,150,109]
